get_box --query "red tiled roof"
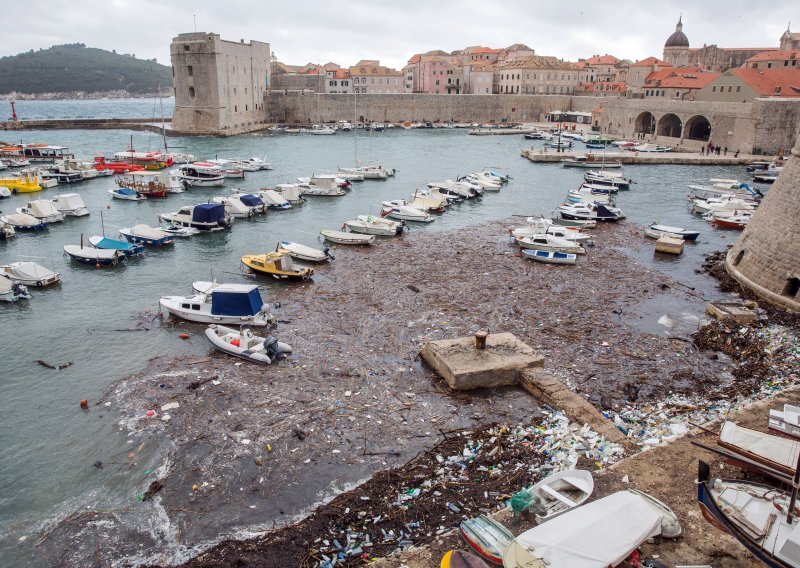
[645,67,720,89]
[631,57,671,67]
[729,68,800,97]
[577,82,627,93]
[407,54,421,64]
[333,69,349,79]
[746,50,799,62]
[584,54,620,65]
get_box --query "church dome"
[665,18,689,48]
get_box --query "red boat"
[711,212,751,230]
[93,156,145,174]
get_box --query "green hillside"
[0,43,172,95]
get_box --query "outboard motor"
[262,335,292,360]
[322,247,334,261]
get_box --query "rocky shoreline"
[26,219,800,567]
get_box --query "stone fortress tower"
[662,17,690,67]
[170,33,270,135]
[726,127,800,311]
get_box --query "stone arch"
[684,114,712,141]
[657,113,682,137]
[634,111,656,135]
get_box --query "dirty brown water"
[0,111,766,566]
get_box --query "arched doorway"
[684,115,712,141]
[634,112,655,136]
[657,113,682,138]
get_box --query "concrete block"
[655,236,685,255]
[706,301,758,324]
[419,332,543,391]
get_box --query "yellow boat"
[241,251,314,280]
[0,173,41,193]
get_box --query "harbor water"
[0,105,762,564]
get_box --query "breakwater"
[0,117,171,134]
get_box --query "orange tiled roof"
[645,67,719,89]
[729,68,800,96]
[333,69,349,79]
[631,57,671,67]
[498,55,579,70]
[407,54,421,64]
[577,82,627,93]
[746,50,799,62]
[584,54,620,65]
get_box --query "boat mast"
[158,82,168,155]
[353,92,358,166]
[787,448,800,524]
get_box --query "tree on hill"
[0,44,173,95]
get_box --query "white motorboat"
[522,249,578,265]
[338,164,394,179]
[410,188,450,211]
[0,275,31,302]
[561,155,623,168]
[687,180,759,200]
[159,221,200,237]
[206,159,245,179]
[259,190,291,210]
[648,224,700,241]
[237,157,272,170]
[584,171,631,189]
[158,203,233,232]
[0,222,15,240]
[309,125,337,135]
[567,188,613,205]
[633,143,672,152]
[58,158,99,180]
[299,174,351,189]
[176,162,226,187]
[1,261,61,286]
[16,199,65,223]
[427,179,480,199]
[463,172,501,191]
[277,241,332,263]
[228,192,268,213]
[515,234,586,255]
[211,196,254,218]
[52,193,89,217]
[336,172,364,182]
[119,224,176,246]
[511,219,593,244]
[272,185,306,204]
[768,404,800,439]
[160,282,275,326]
[691,195,757,215]
[380,201,434,223]
[0,213,48,231]
[0,186,11,198]
[205,324,291,365]
[300,184,346,197]
[108,187,146,201]
[558,201,624,222]
[319,230,375,245]
[344,215,405,236]
[546,139,573,149]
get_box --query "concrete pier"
[521,147,764,166]
[0,118,172,135]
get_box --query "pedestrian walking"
[700,146,705,156]
[735,149,740,158]
[724,146,728,156]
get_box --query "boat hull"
[320,230,375,245]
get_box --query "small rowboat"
[64,245,125,266]
[459,515,514,565]
[521,248,577,265]
[649,224,700,241]
[712,214,750,230]
[319,229,375,245]
[205,324,292,365]
[277,241,331,263]
[241,251,314,280]
[521,469,594,522]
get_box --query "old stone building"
[348,60,405,94]
[726,125,800,311]
[494,56,580,95]
[170,32,270,135]
[695,69,800,103]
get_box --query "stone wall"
[726,125,800,311]
[264,92,574,125]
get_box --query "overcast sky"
[0,1,795,70]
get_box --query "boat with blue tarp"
[159,282,274,326]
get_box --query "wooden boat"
[717,420,800,481]
[205,324,291,365]
[0,262,61,287]
[521,249,577,265]
[116,171,169,197]
[697,460,800,568]
[459,515,514,565]
[160,282,274,326]
[344,215,405,236]
[520,470,593,521]
[88,236,144,257]
[504,490,680,568]
[769,405,800,439]
[119,224,175,246]
[440,549,491,568]
[241,251,314,280]
[64,244,124,266]
[320,230,375,245]
[712,213,751,230]
[277,241,331,263]
[0,213,47,231]
[0,275,31,302]
[108,187,146,201]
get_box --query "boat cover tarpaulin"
[264,190,287,205]
[192,203,226,223]
[211,287,263,316]
[595,203,618,218]
[7,262,53,281]
[514,491,662,567]
[56,194,85,209]
[29,200,58,217]
[130,224,170,239]
[719,421,800,470]
[118,187,138,196]
[90,237,134,251]
[239,194,263,207]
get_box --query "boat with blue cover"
[88,236,144,257]
[159,282,275,326]
[522,249,578,265]
[108,187,146,201]
[158,203,233,232]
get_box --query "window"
[188,86,195,97]
[435,80,439,85]
[712,86,717,92]
[768,63,773,68]
[187,65,193,76]
[233,87,237,94]
[676,91,680,98]
[183,45,189,51]
[245,105,248,111]
[235,105,238,112]
[736,85,741,92]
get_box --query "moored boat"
[769,404,800,439]
[64,244,125,266]
[158,203,233,232]
[52,193,89,217]
[521,249,578,265]
[320,230,375,245]
[119,224,175,246]
[16,199,64,223]
[88,236,144,257]
[277,241,332,263]
[380,201,435,223]
[108,187,146,201]
[159,282,275,326]
[0,275,31,302]
[649,224,700,241]
[205,324,292,365]
[0,212,48,231]
[0,261,60,286]
[344,215,405,236]
[241,251,314,280]
[515,234,586,255]
[459,515,514,565]
[176,162,226,187]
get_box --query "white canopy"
[513,491,662,568]
[720,421,800,470]
[29,200,59,217]
[55,193,86,208]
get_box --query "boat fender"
[231,338,240,347]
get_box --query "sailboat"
[338,92,395,180]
